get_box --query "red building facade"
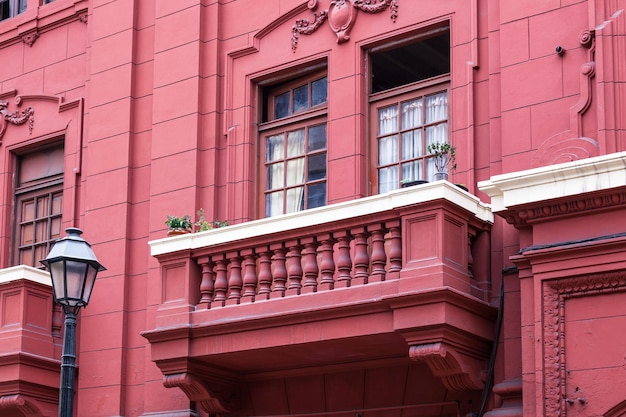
[0,1,625,416]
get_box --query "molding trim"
[542,271,626,417]
[478,151,626,213]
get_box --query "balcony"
[0,266,60,417]
[143,182,497,417]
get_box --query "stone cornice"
[478,151,626,213]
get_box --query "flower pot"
[167,229,191,237]
[433,172,448,181]
[401,180,429,188]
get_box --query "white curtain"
[285,129,305,213]
[378,106,399,192]
[426,91,449,178]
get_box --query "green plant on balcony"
[427,141,456,181]
[165,214,193,236]
[194,208,228,232]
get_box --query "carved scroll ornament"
[0,99,35,144]
[163,372,239,415]
[292,0,398,52]
[409,342,484,392]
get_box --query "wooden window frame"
[369,75,450,195]
[259,70,328,217]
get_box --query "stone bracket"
[409,342,485,391]
[163,372,239,415]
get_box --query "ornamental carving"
[22,30,39,47]
[292,0,398,52]
[163,372,239,415]
[503,191,626,227]
[0,99,35,144]
[542,271,626,417]
[409,342,484,391]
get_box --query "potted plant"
[195,208,228,232]
[427,141,456,181]
[165,214,193,236]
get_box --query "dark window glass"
[307,183,326,209]
[293,84,309,113]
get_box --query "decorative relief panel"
[542,271,626,417]
[292,0,398,51]
[0,97,35,144]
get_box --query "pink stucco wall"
[0,0,625,416]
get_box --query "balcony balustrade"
[150,182,493,316]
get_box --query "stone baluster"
[318,233,336,290]
[286,240,303,295]
[368,223,387,282]
[256,245,272,300]
[197,256,215,308]
[226,251,243,304]
[271,243,287,297]
[351,227,370,285]
[212,254,229,306]
[386,220,402,273]
[334,230,352,287]
[301,237,319,293]
[241,248,258,301]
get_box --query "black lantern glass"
[40,227,106,313]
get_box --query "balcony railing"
[149,182,494,317]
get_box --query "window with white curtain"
[369,26,450,193]
[259,70,328,217]
[0,0,26,21]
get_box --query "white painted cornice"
[0,265,51,286]
[478,152,626,212]
[149,181,493,257]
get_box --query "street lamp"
[40,227,106,417]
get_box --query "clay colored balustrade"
[149,182,493,316]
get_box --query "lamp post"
[40,227,106,417]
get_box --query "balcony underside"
[144,282,496,416]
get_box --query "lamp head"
[40,227,106,314]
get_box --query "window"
[14,145,64,267]
[260,70,328,217]
[369,27,450,193]
[0,0,27,21]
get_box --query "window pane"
[426,123,448,147]
[308,153,326,181]
[311,77,328,106]
[286,158,305,186]
[308,124,326,152]
[286,187,305,213]
[378,135,398,165]
[266,192,284,217]
[402,99,423,129]
[379,166,398,194]
[425,92,447,123]
[266,163,284,189]
[307,183,326,209]
[274,92,290,119]
[52,192,63,214]
[293,85,309,113]
[266,134,284,162]
[378,105,398,135]
[287,129,305,157]
[401,160,423,182]
[402,130,422,160]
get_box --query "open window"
[259,68,328,217]
[369,25,450,193]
